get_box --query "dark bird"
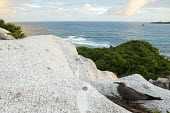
[114,82,162,101]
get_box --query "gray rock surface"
[0,35,129,113]
[57,37,118,80]
[0,27,15,40]
[149,77,170,90]
[90,74,170,113]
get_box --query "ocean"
[15,21,170,57]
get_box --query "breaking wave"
[65,36,86,41]
[64,36,110,48]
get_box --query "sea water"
[16,21,170,57]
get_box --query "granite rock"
[0,35,129,113]
[90,74,170,113]
[0,27,15,40]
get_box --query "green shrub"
[0,19,25,39]
[77,40,170,80]
[152,110,170,113]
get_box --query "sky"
[0,0,170,22]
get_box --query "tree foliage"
[0,19,25,39]
[77,40,170,80]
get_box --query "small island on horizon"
[150,22,170,24]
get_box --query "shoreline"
[161,55,170,61]
[150,22,170,24]
[16,21,170,59]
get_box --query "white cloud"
[20,4,42,8]
[14,7,28,11]
[90,7,107,15]
[116,0,157,16]
[105,7,117,15]
[1,0,170,22]
[52,8,65,15]
[76,3,91,14]
[0,0,16,17]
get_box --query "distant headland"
[150,22,170,24]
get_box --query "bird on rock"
[114,82,162,101]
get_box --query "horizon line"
[13,20,150,23]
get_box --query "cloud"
[20,4,42,8]
[0,0,7,7]
[90,7,107,15]
[51,8,65,15]
[117,0,157,16]
[55,8,65,14]
[0,0,16,17]
[15,7,28,11]
[105,7,117,15]
[76,3,91,14]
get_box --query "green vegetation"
[152,110,170,113]
[151,22,170,24]
[77,40,170,80]
[0,19,25,39]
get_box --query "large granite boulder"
[149,77,170,90]
[90,74,170,113]
[57,37,118,81]
[0,35,128,113]
[0,27,15,40]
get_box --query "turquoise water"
[16,21,170,57]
